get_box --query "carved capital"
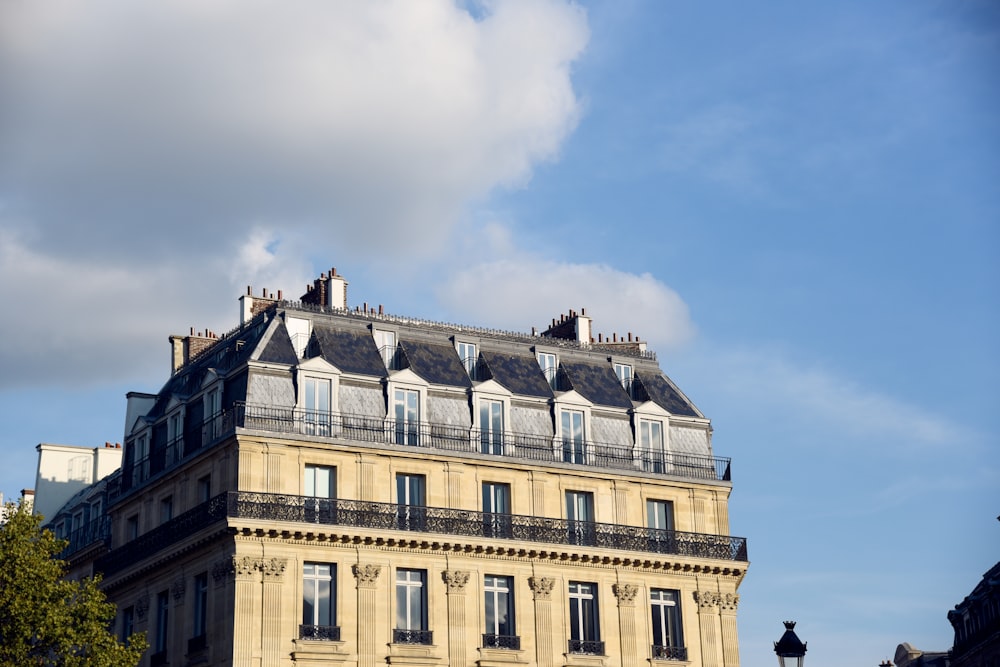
[528,576,555,601]
[232,556,259,579]
[442,570,470,594]
[720,593,740,613]
[260,557,287,581]
[693,590,721,611]
[612,583,639,606]
[135,595,149,620]
[352,563,382,588]
[212,558,233,583]
[171,578,186,601]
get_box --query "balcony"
[652,645,688,661]
[483,634,521,650]
[300,625,341,641]
[393,629,432,645]
[568,639,605,655]
[235,403,732,483]
[57,515,112,559]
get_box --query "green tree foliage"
[0,503,147,667]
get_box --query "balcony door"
[482,482,512,538]
[561,409,585,464]
[396,473,426,531]
[393,388,420,446]
[566,490,596,546]
[480,400,504,455]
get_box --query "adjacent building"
[52,267,749,667]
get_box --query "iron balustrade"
[235,403,732,482]
[393,629,433,645]
[300,625,341,641]
[58,515,111,558]
[652,646,688,661]
[226,492,749,561]
[568,640,605,655]
[482,634,521,650]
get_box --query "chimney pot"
[277,290,283,300]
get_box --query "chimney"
[326,267,348,310]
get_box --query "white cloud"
[436,252,696,349]
[0,0,589,261]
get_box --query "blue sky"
[0,1,997,664]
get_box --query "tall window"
[482,482,511,538]
[479,399,504,455]
[204,387,222,442]
[133,434,149,485]
[394,569,429,644]
[640,419,667,472]
[393,388,420,445]
[155,590,170,655]
[304,465,336,523]
[566,490,595,546]
[396,473,426,531]
[160,496,173,523]
[126,514,139,540]
[650,589,685,659]
[192,573,208,642]
[646,500,675,553]
[301,563,339,640]
[374,330,397,368]
[304,377,332,436]
[614,363,633,396]
[167,412,182,464]
[568,582,602,654]
[561,409,586,464]
[457,341,477,377]
[484,575,517,648]
[538,352,557,389]
[120,606,135,644]
[197,475,211,503]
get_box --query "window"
[457,341,478,377]
[646,500,675,553]
[482,482,511,538]
[301,563,339,640]
[479,399,504,455]
[204,387,222,442]
[484,575,518,649]
[394,569,430,644]
[197,475,211,503]
[304,465,336,523]
[393,388,420,445]
[120,606,135,644]
[650,589,685,660]
[133,434,149,485]
[568,582,602,655]
[160,496,173,523]
[614,363,633,396]
[304,376,332,436]
[167,412,182,464]
[374,330,397,369]
[396,473,426,531]
[192,573,208,642]
[538,352,557,389]
[126,514,139,541]
[566,491,596,546]
[155,590,170,655]
[640,419,667,472]
[561,409,586,464]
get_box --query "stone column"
[693,591,721,667]
[233,556,260,667]
[260,557,288,667]
[612,584,640,667]
[353,564,382,667]
[443,571,471,666]
[529,576,556,667]
[719,594,740,667]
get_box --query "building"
[33,442,122,524]
[53,267,749,667]
[948,561,1000,667]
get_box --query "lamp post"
[773,621,807,667]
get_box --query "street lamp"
[774,621,807,667]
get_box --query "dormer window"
[537,352,557,390]
[614,363,633,397]
[204,386,222,442]
[456,341,478,379]
[167,411,183,465]
[303,377,332,436]
[374,329,398,369]
[132,433,150,486]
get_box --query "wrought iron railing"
[482,634,521,650]
[235,403,731,482]
[393,629,432,645]
[568,639,605,655]
[300,625,341,641]
[226,492,749,561]
[652,645,688,660]
[57,515,112,558]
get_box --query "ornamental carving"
[171,578,186,601]
[720,593,740,612]
[612,583,639,606]
[212,558,233,582]
[352,563,382,588]
[232,556,259,579]
[442,570,470,593]
[528,576,555,601]
[135,595,149,620]
[693,591,721,610]
[259,557,287,581]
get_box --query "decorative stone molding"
[693,591,721,610]
[135,595,149,620]
[212,558,233,582]
[352,563,382,588]
[442,569,470,594]
[260,557,287,581]
[720,593,740,612]
[528,576,555,601]
[233,555,259,579]
[612,583,639,606]
[171,578,186,601]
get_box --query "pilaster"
[529,576,556,667]
[719,593,741,667]
[694,591,722,667]
[443,570,470,667]
[260,557,287,667]
[612,583,639,667]
[353,563,382,667]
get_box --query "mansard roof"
[311,325,387,377]
[560,360,633,409]
[480,351,553,398]
[398,340,471,388]
[637,371,701,418]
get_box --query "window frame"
[394,568,429,643]
[482,481,512,538]
[302,562,337,639]
[304,464,337,523]
[484,574,516,641]
[537,351,558,390]
[192,573,209,641]
[456,340,478,378]
[650,588,684,657]
[568,581,601,654]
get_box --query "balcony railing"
[235,403,732,482]
[483,634,521,650]
[652,645,688,660]
[226,492,749,561]
[568,639,605,655]
[393,629,432,645]
[57,515,112,558]
[300,625,341,641]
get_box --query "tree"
[0,503,147,667]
